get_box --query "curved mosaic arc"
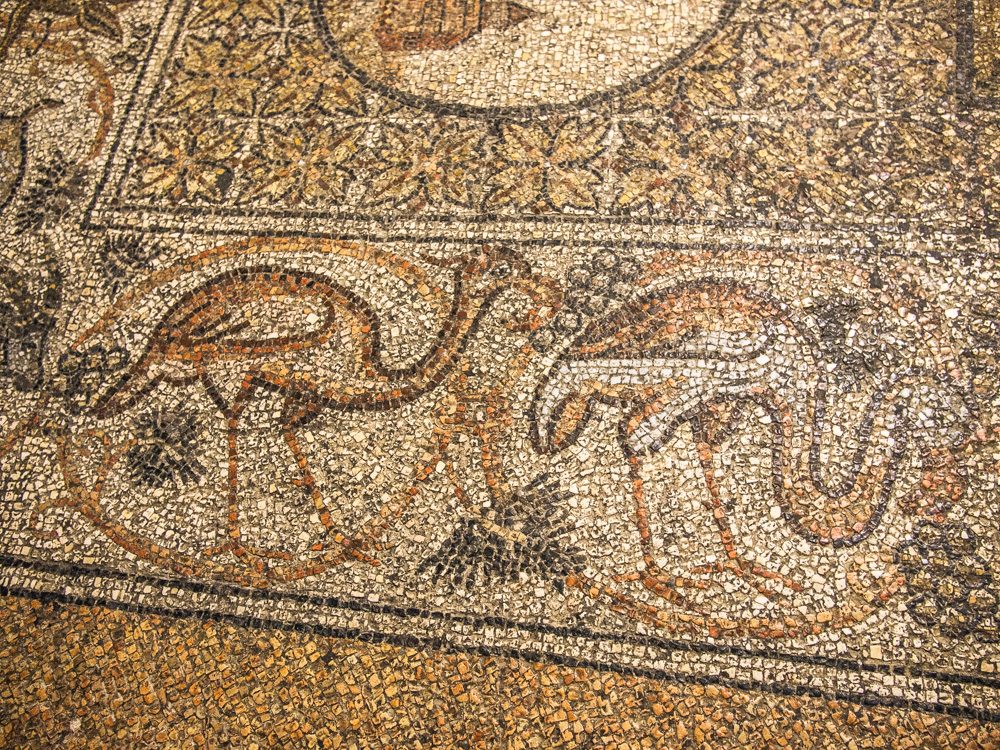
[310,0,740,115]
[13,238,560,587]
[529,250,980,637]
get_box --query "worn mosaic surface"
[1,0,999,745]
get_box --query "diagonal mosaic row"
[1,0,999,742]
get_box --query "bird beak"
[506,273,562,332]
[417,252,469,270]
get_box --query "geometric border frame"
[82,0,996,240]
[3,551,1000,722]
[958,0,1000,109]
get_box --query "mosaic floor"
[1,0,999,745]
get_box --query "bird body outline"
[531,253,976,631]
[53,238,559,583]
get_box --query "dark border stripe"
[86,200,995,240]
[956,0,1000,109]
[2,582,997,724]
[1,552,998,693]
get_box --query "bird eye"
[492,262,512,278]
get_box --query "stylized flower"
[746,0,878,111]
[133,122,244,203]
[880,0,955,107]
[157,38,273,117]
[616,120,742,215]
[363,121,486,210]
[895,521,997,639]
[250,4,368,117]
[624,24,746,113]
[244,0,314,59]
[485,118,609,213]
[242,122,362,206]
[741,119,876,217]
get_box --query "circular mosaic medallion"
[312,0,736,114]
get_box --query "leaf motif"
[685,66,743,110]
[495,122,549,164]
[314,72,367,117]
[364,164,423,208]
[754,17,813,65]
[816,16,876,59]
[814,63,878,111]
[259,66,322,116]
[484,166,544,211]
[0,117,26,213]
[188,0,242,28]
[619,122,682,166]
[750,62,813,109]
[617,168,680,212]
[313,125,364,167]
[546,167,602,211]
[550,118,610,164]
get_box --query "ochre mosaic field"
[1,0,999,746]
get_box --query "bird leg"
[613,395,801,610]
[609,394,702,610]
[281,423,379,566]
[685,403,803,598]
[200,372,263,569]
[280,395,379,567]
[199,372,310,568]
[612,451,705,609]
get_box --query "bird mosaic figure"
[62,239,559,579]
[531,253,976,625]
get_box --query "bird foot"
[317,530,381,566]
[612,568,703,612]
[614,555,803,611]
[201,539,294,563]
[686,557,804,598]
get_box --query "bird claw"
[685,558,804,598]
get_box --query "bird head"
[422,245,562,332]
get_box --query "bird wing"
[155,270,355,355]
[570,282,776,361]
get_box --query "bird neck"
[399,270,496,392]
